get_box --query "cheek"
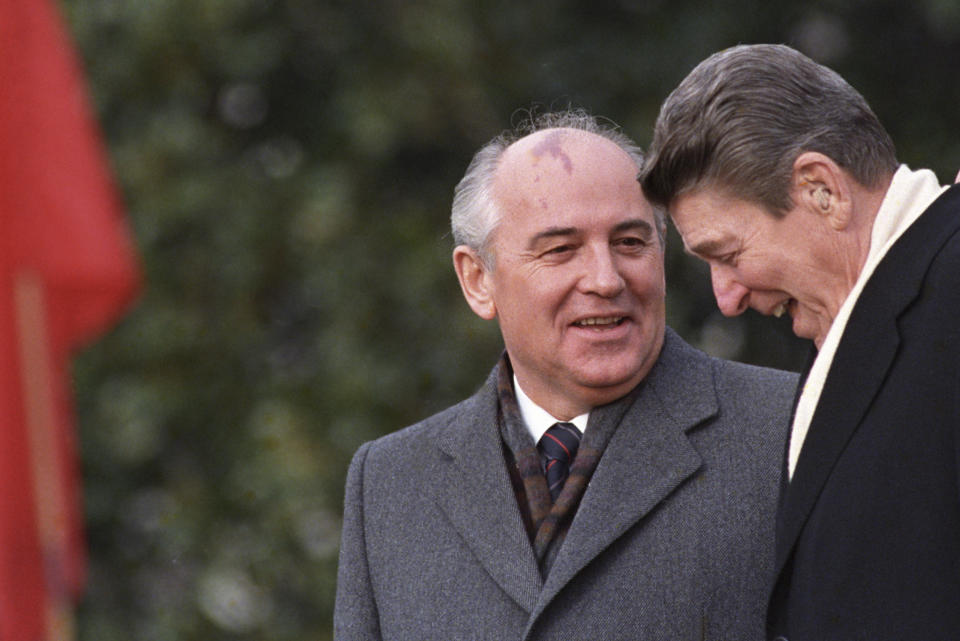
[493,276,555,325]
[729,259,770,289]
[513,271,575,306]
[627,263,666,296]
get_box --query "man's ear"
[791,151,852,231]
[453,245,497,320]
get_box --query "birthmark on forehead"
[529,130,574,174]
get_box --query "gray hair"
[640,44,898,216]
[452,110,663,263]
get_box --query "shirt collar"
[513,374,590,444]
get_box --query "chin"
[572,337,661,394]
[790,314,816,342]
[576,362,647,393]
[792,321,821,344]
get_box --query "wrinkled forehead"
[670,180,777,222]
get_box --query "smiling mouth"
[573,316,626,328]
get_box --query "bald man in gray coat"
[335,113,796,640]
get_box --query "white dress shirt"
[513,374,590,444]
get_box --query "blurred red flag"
[0,0,141,639]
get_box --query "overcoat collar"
[434,367,544,613]
[527,328,716,627]
[433,328,719,618]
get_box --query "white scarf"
[788,165,948,479]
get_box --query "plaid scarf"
[496,353,643,576]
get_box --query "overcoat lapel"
[774,299,900,570]
[433,370,543,613]
[775,184,960,572]
[528,331,717,622]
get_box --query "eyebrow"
[613,219,655,238]
[527,226,578,249]
[526,219,655,250]
[684,237,727,258]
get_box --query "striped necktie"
[538,422,582,502]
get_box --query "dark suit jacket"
[335,329,797,640]
[768,185,960,641]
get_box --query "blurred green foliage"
[60,0,960,638]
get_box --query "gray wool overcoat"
[335,329,797,640]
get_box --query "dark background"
[61,0,960,638]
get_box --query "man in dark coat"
[641,43,960,641]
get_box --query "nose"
[710,263,749,316]
[580,247,625,298]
